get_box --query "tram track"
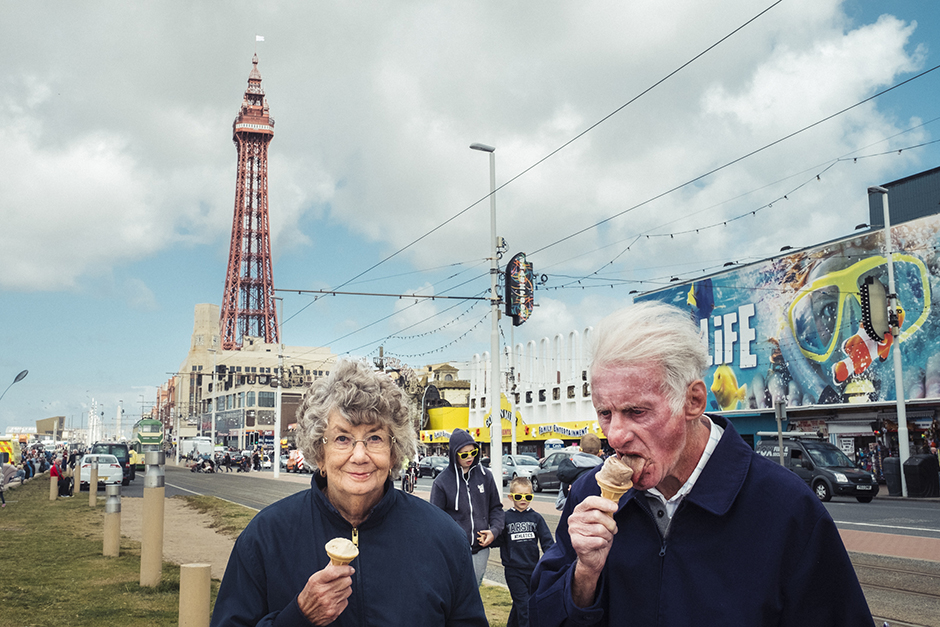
[851,553,940,627]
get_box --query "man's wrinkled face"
[591,363,688,492]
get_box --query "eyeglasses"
[456,448,479,460]
[510,493,534,502]
[787,253,930,362]
[322,433,394,453]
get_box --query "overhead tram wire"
[536,116,940,282]
[546,124,940,291]
[279,1,784,328]
[531,61,940,259]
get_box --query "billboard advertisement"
[636,213,940,411]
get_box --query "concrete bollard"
[140,451,165,587]
[103,484,121,557]
[89,460,99,507]
[49,472,57,501]
[178,563,212,627]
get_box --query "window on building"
[259,391,275,407]
[247,391,255,407]
[444,374,453,381]
[238,392,245,408]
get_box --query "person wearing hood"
[431,428,505,586]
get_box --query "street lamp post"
[470,142,503,496]
[868,186,910,497]
[273,297,284,479]
[0,369,28,404]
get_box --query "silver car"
[502,454,541,486]
[79,454,124,490]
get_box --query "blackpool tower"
[220,54,279,350]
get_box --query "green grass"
[176,493,256,539]
[0,477,513,626]
[480,583,513,627]
[0,478,193,627]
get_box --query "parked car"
[756,436,879,502]
[531,450,576,492]
[502,454,540,486]
[90,441,134,486]
[78,454,124,490]
[418,456,448,478]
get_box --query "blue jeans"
[471,547,489,586]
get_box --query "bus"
[131,418,165,470]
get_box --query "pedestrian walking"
[497,477,553,627]
[430,428,505,586]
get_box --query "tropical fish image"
[711,365,748,411]
[831,308,904,385]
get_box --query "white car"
[79,454,124,490]
[502,454,541,486]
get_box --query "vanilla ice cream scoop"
[325,537,359,566]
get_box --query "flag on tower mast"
[256,35,264,41]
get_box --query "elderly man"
[530,302,874,626]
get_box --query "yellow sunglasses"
[457,448,479,460]
[787,253,930,362]
[510,493,534,501]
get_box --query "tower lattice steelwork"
[220,54,279,350]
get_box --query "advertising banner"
[637,213,940,410]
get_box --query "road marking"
[835,520,940,534]
[166,482,261,511]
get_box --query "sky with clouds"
[2,0,939,436]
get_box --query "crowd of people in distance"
[1,443,83,506]
[183,447,268,474]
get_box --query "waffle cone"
[596,476,631,512]
[328,553,357,566]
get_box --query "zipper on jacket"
[351,526,359,547]
[638,496,668,558]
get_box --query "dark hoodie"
[430,428,505,554]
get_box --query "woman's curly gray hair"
[295,359,417,477]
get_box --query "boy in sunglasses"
[498,477,554,627]
[431,428,505,586]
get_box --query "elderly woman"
[211,360,487,627]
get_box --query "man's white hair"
[589,301,709,414]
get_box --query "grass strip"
[0,477,190,627]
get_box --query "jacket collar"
[310,472,398,530]
[679,415,751,516]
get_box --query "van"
[0,437,20,466]
[756,435,879,503]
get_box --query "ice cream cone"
[596,476,631,515]
[325,537,359,566]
